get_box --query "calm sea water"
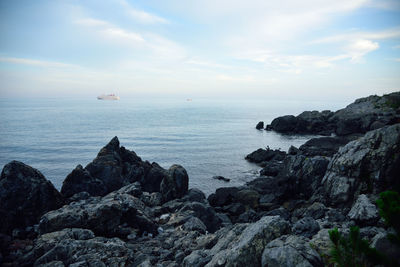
[0,97,346,195]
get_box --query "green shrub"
[328,226,385,267]
[376,190,400,246]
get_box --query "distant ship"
[97,94,120,100]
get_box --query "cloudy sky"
[0,0,399,100]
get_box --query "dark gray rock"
[39,186,157,236]
[161,164,189,202]
[262,235,323,267]
[61,165,108,198]
[302,202,327,220]
[292,217,320,238]
[34,236,134,266]
[0,161,64,234]
[288,145,300,155]
[141,162,167,193]
[245,148,286,164]
[371,232,400,265]
[208,187,239,207]
[299,135,359,157]
[179,202,222,233]
[259,160,283,177]
[256,121,264,130]
[183,217,207,234]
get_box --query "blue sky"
[0,0,399,100]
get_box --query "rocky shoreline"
[1,92,400,266]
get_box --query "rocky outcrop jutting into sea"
[1,92,400,266]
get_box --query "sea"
[0,97,347,195]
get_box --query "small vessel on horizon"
[97,94,120,100]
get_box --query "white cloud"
[346,39,379,62]
[119,0,169,24]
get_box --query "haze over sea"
[0,97,347,195]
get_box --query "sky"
[0,0,399,101]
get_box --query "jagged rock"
[206,216,290,267]
[302,202,327,220]
[61,165,108,198]
[0,161,64,234]
[245,148,286,164]
[347,194,379,225]
[292,217,320,238]
[310,229,332,260]
[256,121,264,130]
[322,124,400,207]
[276,155,329,200]
[160,164,189,202]
[39,186,157,236]
[261,235,323,267]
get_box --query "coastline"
[1,92,399,266]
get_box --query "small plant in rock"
[376,190,400,246]
[328,226,385,267]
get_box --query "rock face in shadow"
[61,164,108,198]
[0,161,64,234]
[298,135,360,157]
[265,92,400,136]
[161,164,189,202]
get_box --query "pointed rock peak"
[98,136,120,157]
[106,136,120,149]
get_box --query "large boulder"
[160,164,189,202]
[322,124,400,207]
[140,162,168,193]
[206,216,290,267]
[0,161,64,234]
[261,235,323,267]
[347,194,379,225]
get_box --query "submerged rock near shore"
[1,92,400,266]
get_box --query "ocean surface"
[0,97,347,195]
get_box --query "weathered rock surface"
[347,194,379,225]
[262,235,323,267]
[39,184,157,236]
[322,124,400,206]
[206,216,290,267]
[0,161,64,234]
